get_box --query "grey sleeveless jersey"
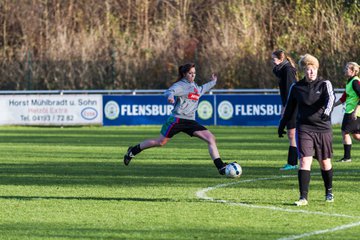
[164,78,216,120]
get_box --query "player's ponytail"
[286,56,296,69]
[272,49,296,68]
[273,49,298,81]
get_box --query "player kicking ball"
[123,63,227,175]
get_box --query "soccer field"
[1,126,360,239]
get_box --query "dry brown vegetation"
[0,0,359,90]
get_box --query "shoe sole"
[326,195,334,203]
[124,156,131,166]
[336,159,352,163]
[123,147,133,166]
[294,200,308,206]
[295,202,308,206]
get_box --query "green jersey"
[345,76,360,116]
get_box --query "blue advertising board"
[103,95,215,126]
[103,95,170,126]
[102,94,282,126]
[215,95,282,126]
[194,95,214,126]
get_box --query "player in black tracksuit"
[272,50,298,170]
[278,54,335,206]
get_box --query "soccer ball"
[225,162,242,178]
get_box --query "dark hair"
[176,63,195,81]
[272,49,296,68]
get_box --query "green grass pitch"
[1,126,360,239]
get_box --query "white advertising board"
[332,93,345,125]
[0,95,102,125]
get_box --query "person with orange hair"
[278,54,335,206]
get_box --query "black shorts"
[297,129,333,160]
[160,116,207,138]
[341,113,360,134]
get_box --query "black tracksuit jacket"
[273,61,297,107]
[280,77,335,132]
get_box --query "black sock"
[321,168,333,195]
[213,158,225,170]
[344,144,351,159]
[131,144,142,156]
[298,170,311,200]
[288,146,298,166]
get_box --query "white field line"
[277,220,360,240]
[196,175,358,218]
[195,174,360,239]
